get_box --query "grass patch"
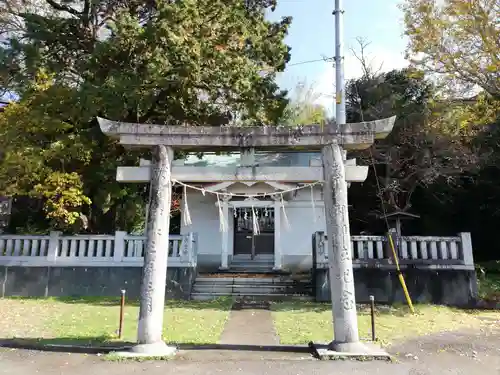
[271,302,500,346]
[477,272,500,302]
[0,297,232,346]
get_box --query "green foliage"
[347,69,477,215]
[34,172,91,228]
[476,271,500,302]
[2,0,291,125]
[0,0,292,232]
[279,81,328,126]
[401,0,499,98]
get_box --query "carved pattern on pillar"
[321,142,360,346]
[137,145,173,346]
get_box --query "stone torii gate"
[97,116,395,356]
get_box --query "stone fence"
[313,232,475,270]
[0,232,198,300]
[0,232,198,268]
[312,231,478,306]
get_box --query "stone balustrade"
[313,232,475,270]
[0,232,198,267]
[0,231,475,270]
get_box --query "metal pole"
[118,289,126,339]
[334,0,346,124]
[369,295,376,341]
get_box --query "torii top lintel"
[97,116,396,151]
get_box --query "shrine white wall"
[179,189,225,270]
[179,186,325,272]
[279,195,326,272]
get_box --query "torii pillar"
[97,116,395,356]
[322,142,360,351]
[135,144,174,355]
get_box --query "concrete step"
[195,279,295,286]
[229,264,274,267]
[193,285,298,294]
[193,280,295,286]
[192,271,313,301]
[190,292,314,301]
[229,264,274,270]
[193,281,299,287]
[195,278,311,286]
[232,255,273,259]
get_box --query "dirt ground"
[1,327,500,375]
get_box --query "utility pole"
[333,0,346,124]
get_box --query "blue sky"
[267,0,409,111]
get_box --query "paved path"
[219,301,279,346]
[0,338,498,375]
[1,325,500,375]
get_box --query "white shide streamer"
[251,205,260,235]
[280,194,290,231]
[182,185,192,226]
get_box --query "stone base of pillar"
[218,266,229,271]
[114,342,177,358]
[310,341,391,360]
[329,341,372,353]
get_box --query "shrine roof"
[177,152,320,167]
[97,116,396,151]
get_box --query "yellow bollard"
[387,233,415,314]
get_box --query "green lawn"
[0,297,233,346]
[271,302,500,346]
[3,294,500,349]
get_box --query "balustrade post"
[180,233,191,262]
[47,231,61,263]
[190,232,198,266]
[114,231,127,263]
[459,232,474,267]
[312,231,326,265]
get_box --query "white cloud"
[312,46,409,112]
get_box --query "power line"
[287,56,334,67]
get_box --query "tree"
[279,81,328,126]
[346,68,478,231]
[0,0,293,232]
[401,0,500,98]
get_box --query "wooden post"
[133,145,176,356]
[321,142,364,352]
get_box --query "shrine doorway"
[233,207,275,259]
